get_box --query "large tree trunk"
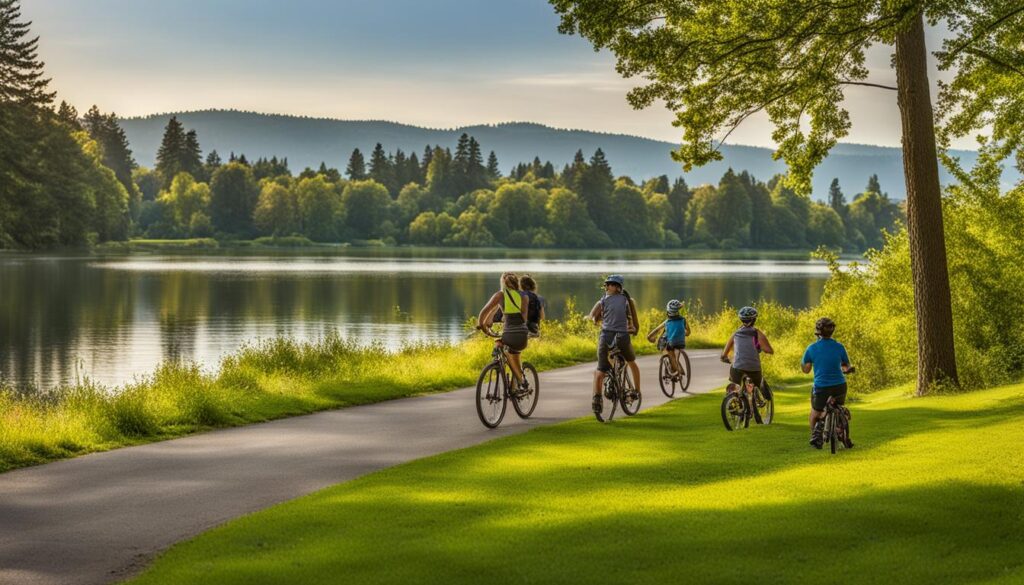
[894,11,959,395]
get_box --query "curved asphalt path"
[0,350,727,585]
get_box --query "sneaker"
[592,395,603,414]
[810,422,824,449]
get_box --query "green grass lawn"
[128,382,1024,585]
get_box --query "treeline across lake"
[105,117,908,251]
[0,0,901,251]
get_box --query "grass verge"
[128,381,1024,585]
[3,306,719,473]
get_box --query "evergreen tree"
[155,116,187,188]
[204,150,222,180]
[466,137,488,190]
[486,151,501,179]
[183,130,203,177]
[346,148,367,180]
[578,148,613,232]
[452,133,471,193]
[82,106,137,206]
[828,178,847,217]
[0,0,55,107]
[666,176,691,237]
[56,101,80,129]
[866,174,882,195]
[368,143,392,193]
[421,145,433,176]
[407,152,422,185]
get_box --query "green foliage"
[341,180,391,240]
[209,163,259,236]
[254,181,297,236]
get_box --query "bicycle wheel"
[752,385,774,425]
[827,413,838,454]
[511,362,539,419]
[595,373,618,423]
[475,362,507,429]
[619,364,641,416]
[679,351,692,392]
[721,392,748,431]
[658,355,676,397]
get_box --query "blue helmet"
[738,306,758,323]
[604,274,625,287]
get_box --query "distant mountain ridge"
[119,110,1011,199]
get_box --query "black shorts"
[665,342,685,351]
[597,330,635,372]
[501,329,528,355]
[811,383,847,411]
[729,367,763,387]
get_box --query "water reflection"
[0,251,831,388]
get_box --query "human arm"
[588,300,603,325]
[757,330,774,354]
[801,346,813,374]
[684,318,691,337]
[646,320,666,343]
[721,336,734,362]
[521,292,529,323]
[841,345,853,373]
[477,292,502,330]
[627,297,639,336]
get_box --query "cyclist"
[646,299,690,381]
[588,275,640,415]
[802,317,854,449]
[519,274,546,336]
[720,306,774,393]
[477,272,531,389]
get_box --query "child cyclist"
[720,306,774,393]
[588,275,640,415]
[647,299,690,381]
[802,317,855,449]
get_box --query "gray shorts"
[597,330,635,372]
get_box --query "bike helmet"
[666,299,682,317]
[815,317,836,337]
[738,306,758,323]
[604,274,625,287]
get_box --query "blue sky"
[24,0,960,148]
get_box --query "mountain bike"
[720,359,774,431]
[820,367,855,454]
[658,347,691,397]
[475,326,539,429]
[595,346,641,423]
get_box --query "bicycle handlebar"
[477,325,501,339]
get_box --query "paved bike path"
[0,350,727,585]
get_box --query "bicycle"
[658,342,691,397]
[819,367,855,454]
[595,345,642,423]
[719,358,774,431]
[475,326,539,429]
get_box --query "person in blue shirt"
[801,317,855,449]
[646,299,691,381]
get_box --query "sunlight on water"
[92,257,835,275]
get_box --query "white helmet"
[666,299,682,317]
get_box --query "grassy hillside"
[119,110,1010,197]
[129,382,1024,585]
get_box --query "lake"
[0,248,834,389]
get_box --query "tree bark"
[894,11,959,394]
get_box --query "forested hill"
[119,110,1000,199]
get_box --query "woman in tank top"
[720,306,774,391]
[477,272,530,388]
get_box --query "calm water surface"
[0,249,834,388]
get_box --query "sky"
[23,0,966,149]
